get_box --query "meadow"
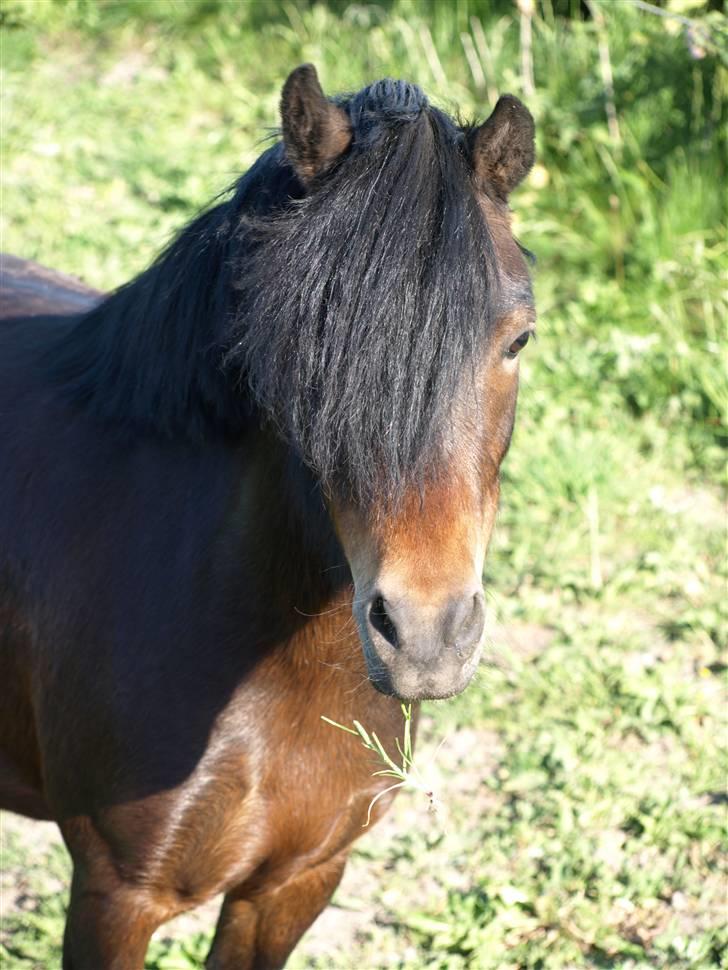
[0,1,726,967]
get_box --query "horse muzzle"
[354,587,486,701]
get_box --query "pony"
[0,65,536,969]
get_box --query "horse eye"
[506,332,531,358]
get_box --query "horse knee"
[63,870,163,970]
[208,854,348,970]
[206,895,258,970]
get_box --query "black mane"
[50,79,503,504]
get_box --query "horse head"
[233,65,536,701]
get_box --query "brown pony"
[0,66,536,969]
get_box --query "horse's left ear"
[468,95,535,198]
[281,64,352,184]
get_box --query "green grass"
[1,1,726,968]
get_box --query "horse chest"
[128,680,400,905]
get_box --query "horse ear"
[281,64,352,184]
[468,95,535,198]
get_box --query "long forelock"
[226,85,500,507]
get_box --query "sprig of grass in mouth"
[322,703,440,825]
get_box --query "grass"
[321,704,441,825]
[1,1,726,968]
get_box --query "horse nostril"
[368,594,399,649]
[448,592,485,657]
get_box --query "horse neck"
[223,429,383,716]
[232,428,352,626]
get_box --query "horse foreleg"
[62,867,163,970]
[206,851,348,970]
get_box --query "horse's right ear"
[281,65,352,184]
[468,95,535,199]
